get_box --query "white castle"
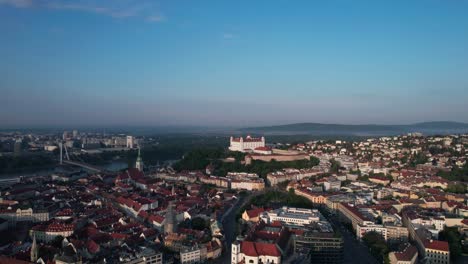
[229,135,265,152]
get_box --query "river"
[0,160,129,180]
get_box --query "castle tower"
[135,147,144,172]
[164,201,177,234]
[31,234,38,263]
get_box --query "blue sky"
[1,0,468,127]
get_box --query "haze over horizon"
[2,0,468,128]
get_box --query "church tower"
[164,201,177,234]
[31,234,39,263]
[135,147,144,172]
[231,240,241,264]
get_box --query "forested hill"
[241,121,468,136]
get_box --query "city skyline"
[2,0,468,127]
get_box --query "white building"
[180,247,201,264]
[127,135,135,149]
[229,135,265,152]
[424,240,450,264]
[30,222,74,242]
[231,241,281,264]
[226,172,265,191]
[260,207,320,226]
[0,208,49,227]
[356,222,388,240]
[323,177,341,191]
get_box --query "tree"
[409,152,428,167]
[309,156,320,166]
[437,163,468,183]
[439,227,463,259]
[446,183,466,194]
[191,217,208,231]
[50,235,64,248]
[330,159,341,174]
[277,180,291,191]
[362,231,389,263]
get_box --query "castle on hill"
[229,135,271,154]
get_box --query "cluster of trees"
[329,159,341,174]
[445,183,466,194]
[178,217,212,243]
[408,152,428,167]
[428,146,460,156]
[439,226,468,259]
[179,216,210,231]
[80,144,196,167]
[172,147,225,171]
[82,135,230,167]
[214,156,320,178]
[438,163,468,183]
[362,231,390,264]
[238,189,314,219]
[173,147,320,178]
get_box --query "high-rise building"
[72,130,78,138]
[62,131,69,140]
[126,135,135,148]
[295,231,344,264]
[13,139,22,156]
[293,220,344,264]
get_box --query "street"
[213,193,252,264]
[213,190,379,264]
[329,216,378,264]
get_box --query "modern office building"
[293,222,344,264]
[260,207,320,226]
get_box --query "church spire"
[31,234,38,263]
[135,147,144,172]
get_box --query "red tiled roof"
[110,233,128,240]
[394,245,418,261]
[369,176,389,182]
[241,241,258,257]
[461,219,468,226]
[254,146,271,151]
[340,203,369,221]
[149,214,165,224]
[424,239,449,252]
[246,208,265,218]
[0,256,30,264]
[32,221,74,232]
[56,208,73,217]
[255,242,281,257]
[241,241,281,257]
[86,240,100,254]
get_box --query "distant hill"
[240,121,468,136]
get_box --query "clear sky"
[1,0,468,128]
